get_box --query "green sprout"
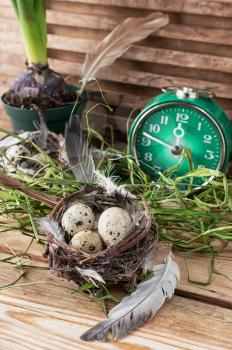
[11,0,47,65]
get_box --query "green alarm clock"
[128,86,232,184]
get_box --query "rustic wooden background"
[1,0,232,142]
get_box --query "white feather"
[95,171,136,199]
[17,165,36,176]
[76,267,105,286]
[0,132,30,149]
[142,248,157,275]
[80,252,180,341]
[142,225,159,274]
[36,217,65,242]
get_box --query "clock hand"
[143,131,173,149]
[173,123,185,146]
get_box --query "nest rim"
[45,185,156,285]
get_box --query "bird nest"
[0,130,66,175]
[44,185,155,285]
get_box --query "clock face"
[131,102,225,183]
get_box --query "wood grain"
[1,1,232,142]
[1,3,232,348]
[0,262,232,350]
[0,0,232,135]
[0,222,232,349]
[1,1,232,101]
[0,229,232,310]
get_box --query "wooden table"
[0,229,231,350]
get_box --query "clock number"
[142,136,151,147]
[204,150,214,160]
[160,115,168,125]
[144,152,152,162]
[149,124,160,134]
[176,113,189,123]
[203,134,212,144]
[197,122,202,131]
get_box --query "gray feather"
[65,115,96,183]
[80,252,180,342]
[31,105,48,149]
[37,115,48,150]
[36,217,65,242]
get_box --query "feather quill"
[80,12,169,93]
[65,115,96,183]
[80,252,180,342]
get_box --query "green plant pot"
[1,87,86,134]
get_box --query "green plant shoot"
[11,0,47,65]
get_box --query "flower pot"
[1,87,87,134]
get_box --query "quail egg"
[70,230,103,254]
[61,202,95,236]
[98,207,131,246]
[5,144,30,164]
[31,152,47,164]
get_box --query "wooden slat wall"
[1,0,232,140]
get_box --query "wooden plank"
[1,60,232,122]
[1,0,148,19]
[44,58,232,99]
[0,61,230,108]
[0,37,231,98]
[3,0,232,34]
[44,1,232,31]
[0,262,232,350]
[0,41,24,57]
[2,25,232,75]
[159,244,232,309]
[1,71,232,124]
[1,0,232,142]
[0,112,11,132]
[4,10,232,47]
[0,43,232,98]
[1,225,232,310]
[63,0,232,17]
[45,1,232,31]
[158,24,232,46]
[94,67,232,99]
[123,46,232,73]
[0,52,24,67]
[3,8,232,61]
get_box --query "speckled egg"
[31,153,47,164]
[61,202,94,236]
[98,207,131,246]
[70,230,103,254]
[5,144,30,164]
